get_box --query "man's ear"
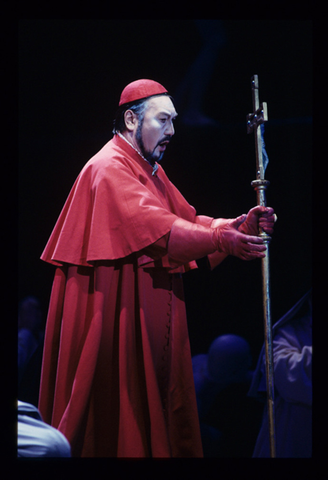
[124,109,138,132]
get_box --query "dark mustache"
[156,136,172,147]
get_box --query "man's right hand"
[214,215,267,261]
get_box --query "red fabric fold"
[41,135,197,267]
[39,262,203,457]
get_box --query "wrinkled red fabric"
[41,135,197,268]
[38,134,203,457]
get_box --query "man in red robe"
[38,79,275,457]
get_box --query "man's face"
[135,96,178,165]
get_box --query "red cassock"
[38,134,204,457]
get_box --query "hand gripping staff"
[247,75,276,458]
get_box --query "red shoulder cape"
[41,134,197,267]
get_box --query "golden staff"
[247,74,276,458]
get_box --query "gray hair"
[112,98,149,134]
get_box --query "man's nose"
[165,120,175,136]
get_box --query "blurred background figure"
[18,298,70,457]
[192,334,261,457]
[248,290,312,457]
[18,400,71,457]
[18,296,45,406]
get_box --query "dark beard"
[136,121,165,166]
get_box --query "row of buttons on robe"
[161,282,172,416]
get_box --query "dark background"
[18,19,312,454]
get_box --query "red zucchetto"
[118,79,168,106]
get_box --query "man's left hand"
[238,206,276,236]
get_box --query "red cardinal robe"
[38,134,204,457]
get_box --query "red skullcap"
[119,79,168,106]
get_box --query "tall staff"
[247,75,276,458]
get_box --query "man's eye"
[160,118,167,123]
